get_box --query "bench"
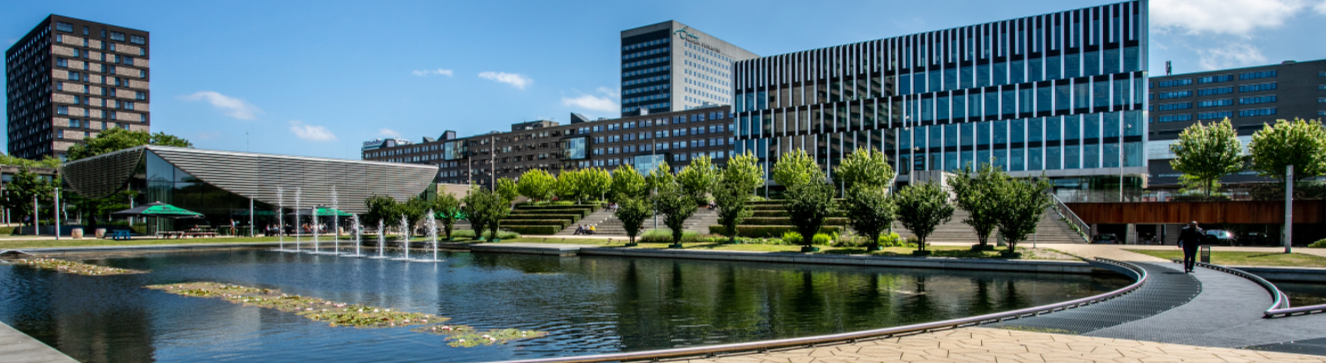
[110,230,135,240]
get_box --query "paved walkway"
[691,327,1326,362]
[0,322,77,363]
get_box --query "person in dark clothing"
[1177,221,1204,273]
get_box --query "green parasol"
[286,206,354,217]
[112,202,204,218]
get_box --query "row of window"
[54,106,146,122]
[622,93,668,104]
[623,37,668,51]
[622,65,669,78]
[1154,70,1274,88]
[1239,70,1277,80]
[1154,108,1277,123]
[1156,95,1279,111]
[622,74,669,86]
[623,47,668,60]
[622,102,670,113]
[54,83,147,100]
[622,84,668,95]
[622,56,669,69]
[54,34,145,55]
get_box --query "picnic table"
[110,230,134,240]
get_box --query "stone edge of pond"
[0,321,79,363]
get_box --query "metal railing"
[1190,261,1326,318]
[1049,193,1091,243]
[493,258,1147,363]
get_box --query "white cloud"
[1316,0,1326,14]
[1152,0,1307,36]
[412,68,453,77]
[378,128,402,138]
[288,120,337,142]
[1196,43,1267,70]
[182,91,263,120]
[562,94,618,112]
[197,131,221,140]
[478,71,533,89]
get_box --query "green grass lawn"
[1124,249,1326,268]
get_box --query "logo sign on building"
[673,26,723,55]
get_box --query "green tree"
[1249,118,1326,183]
[784,180,836,248]
[516,169,557,202]
[610,164,648,201]
[949,164,1007,248]
[555,169,581,202]
[771,149,822,188]
[646,163,675,193]
[363,195,399,229]
[652,180,696,247]
[678,155,719,203]
[495,178,519,203]
[66,128,193,161]
[723,151,765,193]
[993,177,1053,253]
[2,168,57,226]
[67,190,138,232]
[0,154,61,169]
[842,185,895,250]
[894,182,954,253]
[713,174,754,243]
[834,148,894,192]
[579,168,612,202]
[399,196,431,236]
[432,192,462,241]
[463,186,510,241]
[1169,119,1244,197]
[614,197,652,245]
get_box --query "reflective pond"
[0,249,1130,362]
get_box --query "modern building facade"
[621,21,758,116]
[61,145,437,232]
[732,1,1148,192]
[6,15,151,160]
[1146,59,1326,188]
[362,106,736,186]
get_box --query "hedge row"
[747,210,845,218]
[740,217,850,226]
[508,209,592,218]
[502,225,561,235]
[499,219,572,228]
[505,213,584,220]
[749,205,787,211]
[515,204,597,211]
[707,225,843,238]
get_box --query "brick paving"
[695,327,1326,362]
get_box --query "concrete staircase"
[557,206,720,236]
[556,208,619,235]
[890,207,1085,244]
[683,208,720,234]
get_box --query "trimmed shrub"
[499,219,571,227]
[782,231,802,245]
[740,217,850,226]
[451,229,521,240]
[640,229,703,243]
[501,225,560,235]
[750,210,789,217]
[708,225,842,238]
[878,232,905,247]
[812,233,832,245]
[1310,239,1326,248]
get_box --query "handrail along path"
[493,258,1147,363]
[1186,260,1326,318]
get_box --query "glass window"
[1029,58,1043,83]
[945,152,959,172]
[1084,114,1100,138]
[1028,147,1043,170]
[1011,119,1025,143]
[1083,144,1100,168]
[928,125,943,150]
[968,92,982,118]
[1092,80,1109,109]
[921,98,933,121]
[1028,117,1043,142]
[1104,49,1120,74]
[1046,146,1062,170]
[1001,89,1016,115]
[976,65,990,87]
[960,122,974,146]
[1064,144,1080,169]
[1124,111,1142,137]
[1124,142,1143,167]
[1103,113,1120,138]
[977,122,990,146]
[1010,60,1025,84]
[944,124,957,147]
[994,62,1008,85]
[993,120,1008,145]
[984,92,998,116]
[1046,55,1062,80]
[1074,82,1089,109]
[1065,53,1081,78]
[1084,51,1099,76]
[937,96,949,120]
[1102,143,1120,168]
[1037,86,1051,112]
[1010,148,1025,171]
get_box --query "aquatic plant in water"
[146,282,546,345]
[411,325,548,347]
[10,257,147,276]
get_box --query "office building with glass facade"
[622,21,758,115]
[732,1,1148,190]
[1146,58,1326,188]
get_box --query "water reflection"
[0,249,1129,362]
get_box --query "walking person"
[1178,221,1204,273]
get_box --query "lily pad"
[11,257,147,276]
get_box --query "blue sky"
[5,0,1326,159]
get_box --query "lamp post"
[54,187,60,241]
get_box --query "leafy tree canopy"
[723,151,765,193]
[783,180,836,246]
[950,163,1008,247]
[993,177,1053,250]
[842,185,895,249]
[834,148,894,191]
[1170,119,1244,196]
[1249,118,1326,183]
[0,154,61,169]
[771,149,822,188]
[495,178,519,203]
[713,174,754,243]
[894,182,954,251]
[432,192,462,240]
[678,155,719,203]
[613,197,652,244]
[1,168,58,225]
[610,164,648,201]
[516,170,557,202]
[67,128,193,161]
[651,177,696,245]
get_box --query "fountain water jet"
[331,186,340,255]
[426,209,439,262]
[399,214,410,261]
[276,187,285,251]
[376,219,386,258]
[351,214,361,257]
[294,187,302,252]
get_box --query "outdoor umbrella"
[112,201,204,218]
[111,201,204,238]
[285,206,353,217]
